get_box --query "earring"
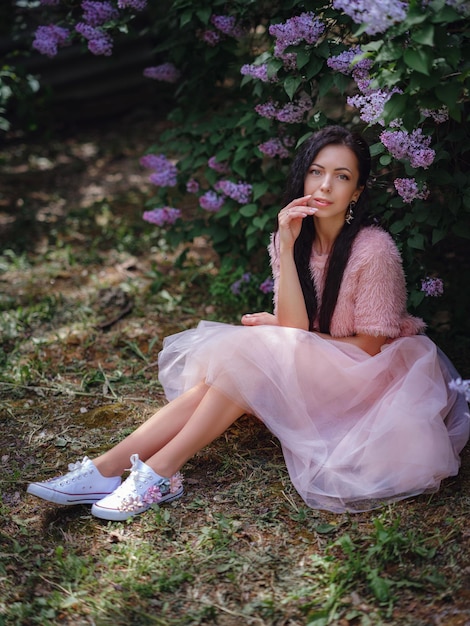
[345,200,356,224]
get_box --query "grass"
[1,116,470,626]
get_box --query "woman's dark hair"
[278,125,372,332]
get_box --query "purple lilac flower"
[448,378,470,402]
[394,178,429,203]
[210,15,245,38]
[269,13,325,69]
[259,277,275,294]
[421,107,449,124]
[143,207,181,226]
[82,1,119,26]
[241,63,277,83]
[75,22,113,55]
[143,63,181,83]
[214,180,253,204]
[421,276,444,297]
[231,273,251,295]
[199,191,224,212]
[445,0,470,15]
[117,0,147,9]
[32,25,70,57]
[186,178,199,193]
[255,94,313,124]
[208,157,230,174]
[140,153,178,187]
[380,128,435,169]
[269,13,325,52]
[332,0,408,35]
[348,88,401,125]
[327,47,373,88]
[258,138,290,158]
[201,29,222,46]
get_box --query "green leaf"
[253,215,270,229]
[179,9,193,26]
[252,182,269,201]
[284,76,302,100]
[314,523,337,534]
[435,82,461,110]
[383,93,408,123]
[318,73,334,97]
[408,233,426,249]
[297,48,311,70]
[368,570,393,603]
[411,24,435,46]
[305,56,324,80]
[196,7,211,24]
[404,48,431,75]
[369,142,385,157]
[240,204,257,217]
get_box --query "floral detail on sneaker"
[118,472,184,512]
[170,472,184,494]
[142,484,162,505]
[120,494,144,512]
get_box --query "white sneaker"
[91,454,183,521]
[27,457,122,505]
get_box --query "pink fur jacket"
[268,225,426,339]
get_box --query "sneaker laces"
[67,457,91,474]
[124,453,152,486]
[46,457,92,484]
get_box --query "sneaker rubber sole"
[26,482,120,505]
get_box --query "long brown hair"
[277,125,372,332]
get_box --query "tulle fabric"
[158,321,469,513]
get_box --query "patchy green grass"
[1,118,469,626]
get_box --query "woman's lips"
[312,197,332,207]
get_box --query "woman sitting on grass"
[27,125,469,521]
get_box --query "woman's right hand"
[278,195,317,249]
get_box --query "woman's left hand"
[241,312,278,326]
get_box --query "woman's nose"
[320,177,331,191]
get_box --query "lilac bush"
[214,181,252,205]
[199,191,224,213]
[143,63,181,83]
[394,179,429,204]
[140,154,178,187]
[143,207,181,227]
[421,277,444,298]
[32,25,69,57]
[26,0,470,330]
[332,0,407,35]
[81,1,119,26]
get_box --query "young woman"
[27,126,469,520]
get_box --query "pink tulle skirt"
[158,321,469,513]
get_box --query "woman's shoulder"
[351,225,401,262]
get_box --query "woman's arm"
[275,196,317,330]
[241,315,386,357]
[242,196,316,330]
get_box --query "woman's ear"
[353,185,365,202]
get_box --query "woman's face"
[304,144,363,223]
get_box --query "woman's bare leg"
[144,385,245,477]
[93,382,209,477]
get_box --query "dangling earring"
[345,200,356,224]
